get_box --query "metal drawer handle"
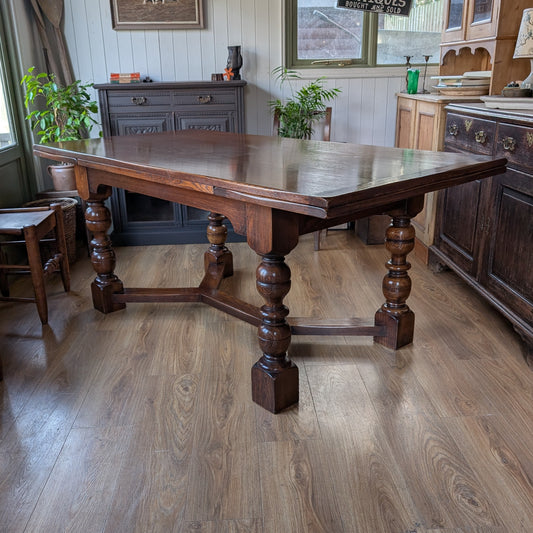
[131,96,146,105]
[197,95,212,104]
[502,136,516,152]
[475,130,487,144]
[448,123,458,136]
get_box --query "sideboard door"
[433,179,485,278]
[480,168,533,322]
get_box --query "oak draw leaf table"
[34,130,507,413]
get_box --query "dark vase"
[227,45,243,80]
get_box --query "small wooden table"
[34,131,507,413]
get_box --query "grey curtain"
[29,0,73,85]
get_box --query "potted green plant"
[269,66,341,140]
[21,66,100,190]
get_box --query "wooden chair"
[273,107,332,250]
[0,204,71,325]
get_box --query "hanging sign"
[337,0,413,17]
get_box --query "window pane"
[0,69,14,149]
[377,1,444,65]
[297,0,364,61]
[447,0,464,29]
[472,0,492,24]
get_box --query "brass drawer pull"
[131,96,146,105]
[197,95,212,104]
[448,123,458,136]
[475,130,487,144]
[502,136,516,152]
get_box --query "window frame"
[285,0,441,70]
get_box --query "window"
[286,0,444,68]
[0,55,15,150]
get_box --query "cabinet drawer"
[444,113,495,155]
[173,90,236,106]
[495,122,533,171]
[107,92,172,109]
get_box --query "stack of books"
[109,72,141,84]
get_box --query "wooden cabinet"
[442,0,500,44]
[96,80,246,245]
[430,103,533,361]
[394,93,482,260]
[440,0,531,95]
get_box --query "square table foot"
[374,309,415,349]
[204,249,234,279]
[251,362,299,413]
[91,280,126,314]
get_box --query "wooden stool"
[0,204,71,325]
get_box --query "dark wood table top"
[34,130,507,219]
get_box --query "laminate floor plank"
[72,326,156,429]
[179,519,263,533]
[0,389,83,532]
[376,412,502,530]
[103,370,201,531]
[184,320,262,522]
[443,414,533,532]
[317,414,422,533]
[399,343,497,418]
[1,232,531,532]
[418,527,504,533]
[258,439,345,533]
[463,357,533,429]
[305,362,374,420]
[23,425,133,533]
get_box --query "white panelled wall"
[62,0,438,145]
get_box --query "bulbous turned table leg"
[374,215,415,349]
[201,212,233,289]
[86,199,125,313]
[252,254,298,413]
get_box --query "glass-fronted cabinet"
[442,0,496,43]
[439,0,531,95]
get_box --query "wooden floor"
[1,230,532,533]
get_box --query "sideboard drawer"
[445,113,495,155]
[173,90,237,106]
[107,92,172,109]
[495,122,533,171]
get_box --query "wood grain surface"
[34,131,506,217]
[0,231,532,532]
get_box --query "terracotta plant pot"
[48,163,76,191]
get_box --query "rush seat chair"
[0,204,71,325]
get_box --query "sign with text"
[337,0,413,17]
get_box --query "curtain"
[29,0,73,85]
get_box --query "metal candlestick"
[404,55,412,92]
[422,55,431,94]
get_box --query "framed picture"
[110,0,204,30]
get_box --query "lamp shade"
[514,9,533,59]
